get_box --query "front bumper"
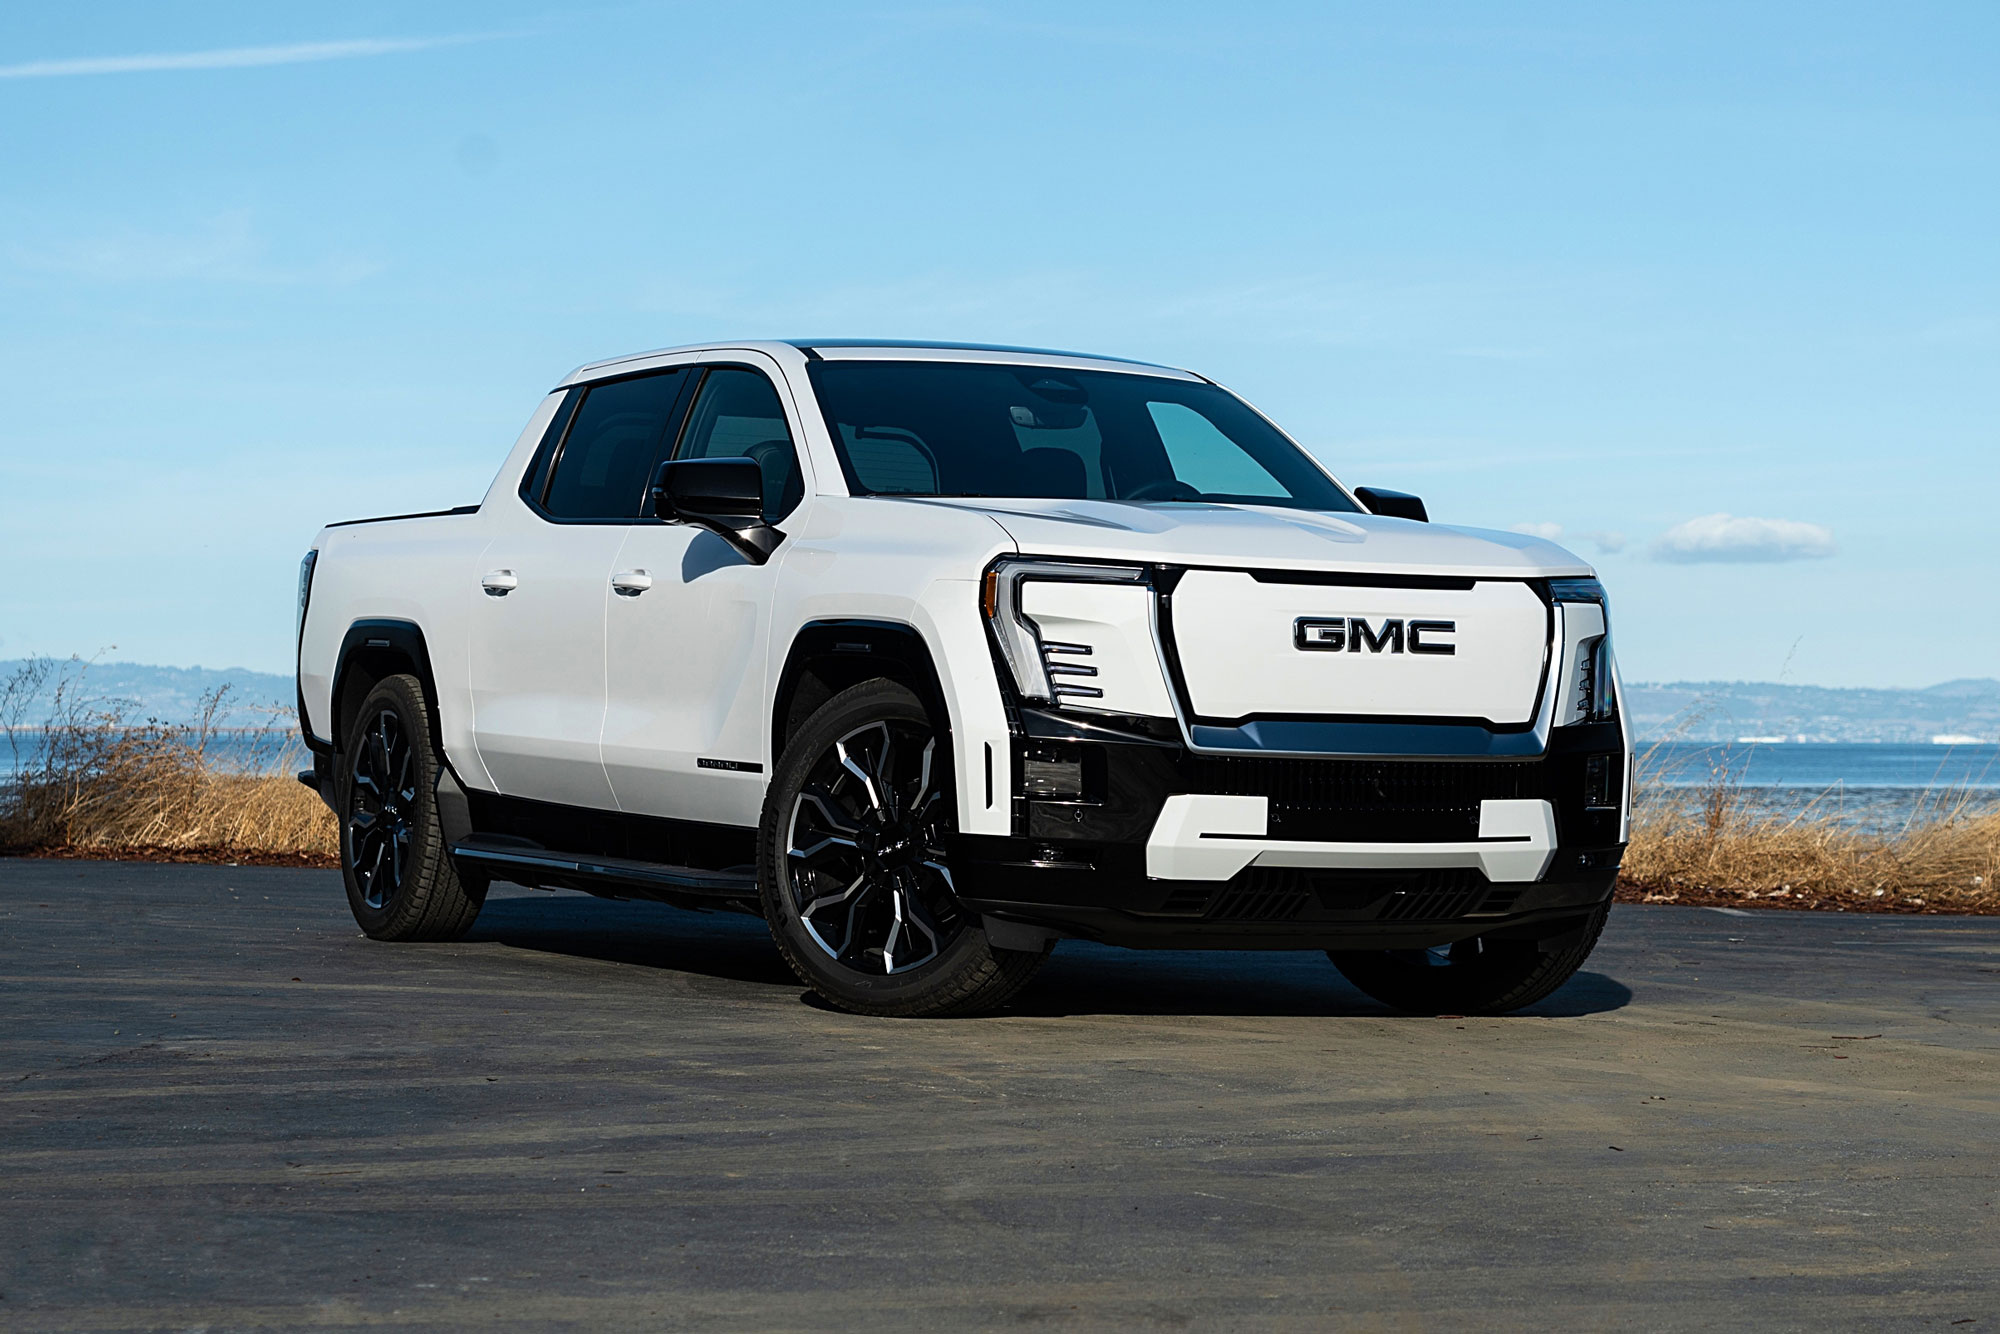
[951,709,1625,951]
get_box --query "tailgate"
[1169,570,1549,725]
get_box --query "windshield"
[805,361,1358,511]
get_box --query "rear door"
[469,368,695,807]
[601,359,807,827]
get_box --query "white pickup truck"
[297,340,1629,1017]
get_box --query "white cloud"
[1650,513,1836,564]
[1580,529,1627,554]
[0,35,490,80]
[1510,521,1563,540]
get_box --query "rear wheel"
[338,673,485,942]
[1328,903,1610,1015]
[759,680,1048,1017]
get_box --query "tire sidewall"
[759,680,999,1012]
[339,674,448,938]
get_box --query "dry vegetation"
[1618,746,1998,914]
[4,659,1996,913]
[1,658,335,866]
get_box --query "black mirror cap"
[652,458,783,564]
[1353,486,1429,523]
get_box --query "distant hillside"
[0,659,294,727]
[1626,679,2000,743]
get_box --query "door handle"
[480,570,518,597]
[611,569,653,597]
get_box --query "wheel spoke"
[789,714,964,979]
[836,737,886,817]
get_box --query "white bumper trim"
[1144,794,1557,884]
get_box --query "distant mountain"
[0,659,295,728]
[1625,679,2000,743]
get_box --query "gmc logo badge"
[1295,617,1456,655]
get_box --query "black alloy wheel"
[337,673,485,942]
[788,716,961,975]
[759,680,1050,1017]
[347,705,416,910]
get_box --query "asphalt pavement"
[2,858,1996,1330]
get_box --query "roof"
[559,339,1198,387]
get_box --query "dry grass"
[1,657,335,864]
[6,657,1997,913]
[1617,744,2000,913]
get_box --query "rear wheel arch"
[771,620,952,768]
[330,620,441,758]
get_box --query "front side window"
[675,367,804,521]
[539,370,687,520]
[805,361,1356,510]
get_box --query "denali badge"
[1295,617,1456,655]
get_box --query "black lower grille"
[1156,867,1500,923]
[1184,756,1545,842]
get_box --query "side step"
[451,834,758,903]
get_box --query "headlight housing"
[296,548,319,648]
[1549,577,1617,724]
[982,559,1149,706]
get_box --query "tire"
[759,679,1048,1017]
[1328,902,1611,1015]
[337,673,486,942]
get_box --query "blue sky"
[1,1,1993,686]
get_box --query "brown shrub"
[0,657,335,861]
[1619,743,1999,913]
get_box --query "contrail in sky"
[0,35,492,80]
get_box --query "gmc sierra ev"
[296,341,1628,1017]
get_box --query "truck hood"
[904,497,1594,578]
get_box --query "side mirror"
[1353,486,1429,523]
[652,458,783,563]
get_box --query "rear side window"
[675,367,804,521]
[541,371,686,520]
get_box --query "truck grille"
[1183,757,1546,843]
[1155,867,1501,923]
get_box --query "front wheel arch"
[770,620,952,770]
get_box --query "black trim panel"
[1187,718,1549,758]
[325,505,479,529]
[453,834,756,901]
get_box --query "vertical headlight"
[1549,577,1618,724]
[983,559,1146,704]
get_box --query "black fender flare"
[770,619,952,769]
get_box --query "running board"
[451,835,758,902]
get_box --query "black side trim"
[452,834,756,903]
[324,505,479,529]
[697,757,763,773]
[460,788,755,874]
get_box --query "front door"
[469,368,694,809]
[602,363,806,828]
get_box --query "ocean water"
[1637,742,2000,832]
[1,729,306,779]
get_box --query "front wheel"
[759,679,1048,1017]
[1328,903,1611,1015]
